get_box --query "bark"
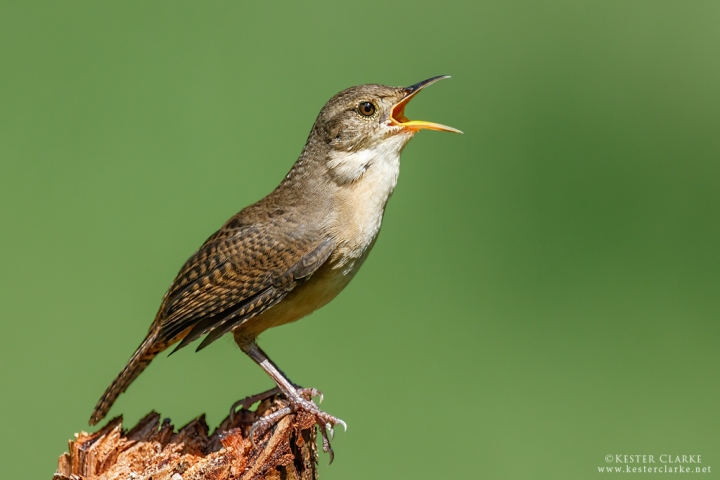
[54,394,318,480]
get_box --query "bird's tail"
[89,332,162,425]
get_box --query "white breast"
[325,133,413,270]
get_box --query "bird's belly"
[232,251,371,343]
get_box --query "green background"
[1,1,719,478]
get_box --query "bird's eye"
[358,101,376,117]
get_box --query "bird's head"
[306,76,461,184]
[314,75,461,151]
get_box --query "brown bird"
[90,75,461,456]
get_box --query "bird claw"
[319,425,335,465]
[230,386,324,423]
[229,387,281,423]
[297,387,323,404]
[248,406,292,446]
[243,386,345,461]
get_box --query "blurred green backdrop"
[1,1,719,478]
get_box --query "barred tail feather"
[89,333,161,425]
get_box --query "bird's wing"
[151,222,333,352]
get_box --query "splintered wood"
[54,395,318,480]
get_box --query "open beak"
[390,75,463,134]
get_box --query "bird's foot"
[229,386,323,423]
[248,387,346,464]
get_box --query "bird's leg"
[239,341,346,459]
[229,353,322,421]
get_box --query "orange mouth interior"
[391,94,413,124]
[390,91,462,134]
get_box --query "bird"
[89,75,461,456]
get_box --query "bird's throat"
[324,134,411,264]
[326,133,412,186]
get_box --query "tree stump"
[53,394,319,480]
